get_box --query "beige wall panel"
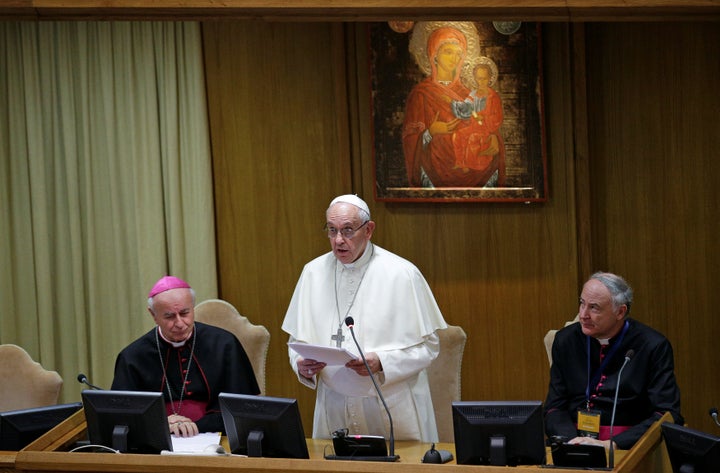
[586,22,720,432]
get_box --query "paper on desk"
[288,342,356,365]
[171,431,222,453]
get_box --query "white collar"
[341,242,374,270]
[157,326,193,348]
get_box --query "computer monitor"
[0,402,83,450]
[219,393,309,458]
[452,400,546,466]
[662,422,720,473]
[81,390,172,454]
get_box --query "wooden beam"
[1,0,719,22]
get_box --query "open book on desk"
[288,342,356,365]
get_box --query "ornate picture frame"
[370,21,547,203]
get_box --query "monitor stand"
[246,430,264,457]
[490,435,507,466]
[112,425,129,453]
[325,433,400,462]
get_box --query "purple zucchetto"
[148,276,191,298]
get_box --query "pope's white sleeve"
[287,335,317,389]
[374,332,440,385]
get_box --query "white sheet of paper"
[288,342,356,365]
[170,431,222,453]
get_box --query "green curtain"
[0,21,217,403]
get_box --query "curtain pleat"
[0,21,217,402]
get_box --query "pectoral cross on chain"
[331,326,345,348]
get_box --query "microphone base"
[324,454,400,462]
[550,443,607,469]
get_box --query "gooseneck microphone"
[344,316,399,461]
[710,407,720,428]
[77,373,103,390]
[608,349,634,469]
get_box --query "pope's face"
[578,279,627,339]
[149,288,195,342]
[326,203,374,265]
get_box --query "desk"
[0,452,16,473]
[10,410,670,473]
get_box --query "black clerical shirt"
[544,318,683,449]
[112,322,260,433]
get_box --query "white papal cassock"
[282,242,447,442]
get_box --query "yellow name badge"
[577,409,601,438]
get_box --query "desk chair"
[194,299,270,395]
[427,325,467,442]
[543,314,580,366]
[0,344,63,411]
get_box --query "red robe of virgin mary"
[402,78,505,188]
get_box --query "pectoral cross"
[331,326,345,348]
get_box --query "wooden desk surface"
[11,439,623,473]
[0,451,17,473]
[11,409,671,473]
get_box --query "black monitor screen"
[0,402,83,450]
[219,393,309,459]
[662,422,720,473]
[82,390,172,454]
[452,400,546,466]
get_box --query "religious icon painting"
[370,21,548,203]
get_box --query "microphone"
[710,407,720,428]
[608,349,634,469]
[343,316,399,461]
[77,373,103,390]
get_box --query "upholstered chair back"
[427,325,467,442]
[0,344,63,411]
[194,299,271,395]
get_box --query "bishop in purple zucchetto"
[148,275,191,298]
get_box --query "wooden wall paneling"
[586,22,720,431]
[203,21,354,433]
[206,20,584,433]
[205,18,720,437]
[352,23,581,403]
[344,25,365,192]
[570,23,594,284]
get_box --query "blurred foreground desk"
[1,451,16,473]
[12,410,671,473]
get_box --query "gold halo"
[408,22,481,77]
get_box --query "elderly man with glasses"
[544,272,683,450]
[282,194,447,443]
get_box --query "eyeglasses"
[324,220,368,239]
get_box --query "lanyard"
[585,320,630,405]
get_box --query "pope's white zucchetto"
[329,194,371,218]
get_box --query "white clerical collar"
[341,242,374,270]
[596,338,610,346]
[157,326,193,348]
